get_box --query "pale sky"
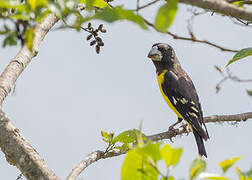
[0,1,252,180]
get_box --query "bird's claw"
[181,123,190,135]
[169,137,174,143]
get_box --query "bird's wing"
[162,70,209,140]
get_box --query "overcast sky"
[0,1,252,180]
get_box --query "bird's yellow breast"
[157,70,183,119]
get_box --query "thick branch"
[0,110,60,180]
[0,13,59,107]
[179,0,252,22]
[204,112,252,123]
[67,111,252,180]
[0,14,59,180]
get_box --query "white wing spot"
[179,98,188,104]
[191,106,198,112]
[172,97,177,104]
[189,112,198,118]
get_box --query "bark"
[179,0,252,22]
[0,13,59,107]
[0,13,60,180]
[0,110,60,180]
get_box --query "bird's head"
[147,43,176,68]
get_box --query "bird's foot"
[180,123,190,135]
[169,117,183,129]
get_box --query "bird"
[147,43,209,157]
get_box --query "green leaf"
[27,0,47,10]
[121,148,158,180]
[160,144,182,167]
[246,89,252,96]
[2,33,17,47]
[155,0,178,32]
[112,129,143,144]
[9,14,30,21]
[0,25,11,35]
[226,47,252,66]
[101,130,110,139]
[80,0,109,9]
[0,1,28,12]
[236,167,245,180]
[190,158,206,180]
[114,143,130,150]
[36,9,51,23]
[218,157,240,173]
[25,27,34,51]
[93,6,147,29]
[232,1,244,7]
[86,0,96,10]
[136,141,162,162]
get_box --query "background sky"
[0,1,252,180]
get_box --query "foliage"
[190,158,206,180]
[218,157,240,173]
[101,129,146,151]
[155,0,178,32]
[0,0,179,53]
[226,47,252,66]
[246,88,252,96]
[100,131,251,180]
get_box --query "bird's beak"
[147,47,162,61]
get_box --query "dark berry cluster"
[85,23,106,54]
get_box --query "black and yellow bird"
[147,43,209,157]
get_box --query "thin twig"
[229,17,252,26]
[130,0,160,11]
[215,66,252,93]
[136,0,140,15]
[67,111,252,180]
[144,19,239,53]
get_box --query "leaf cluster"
[0,0,180,52]
[101,129,146,152]
[117,137,252,180]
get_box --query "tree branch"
[0,13,60,180]
[0,13,59,107]
[204,112,252,123]
[0,110,60,180]
[67,111,252,180]
[179,0,252,22]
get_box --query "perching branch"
[0,13,59,180]
[67,111,252,180]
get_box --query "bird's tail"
[193,130,207,158]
